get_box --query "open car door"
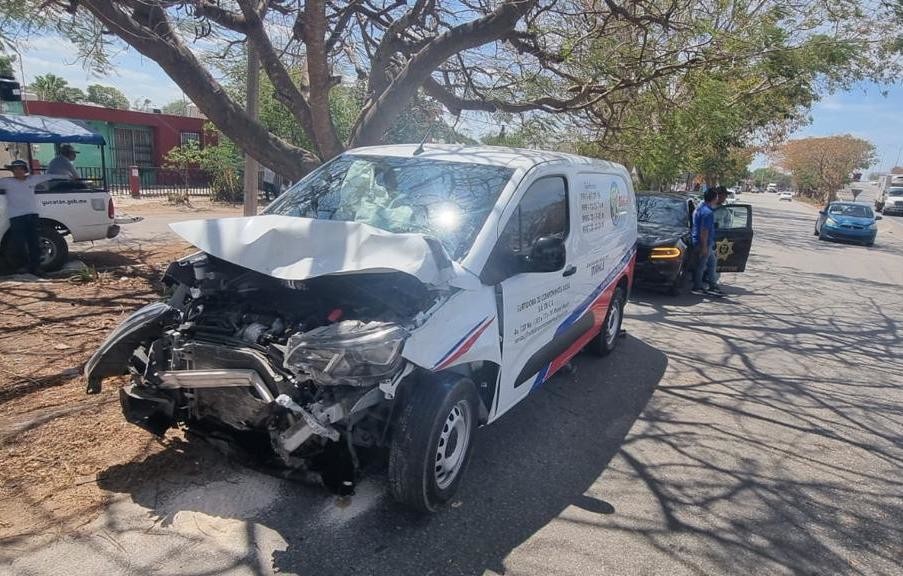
[713,204,753,272]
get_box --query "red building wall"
[24,101,208,166]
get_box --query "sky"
[11,34,903,172]
[14,35,183,109]
[777,84,903,173]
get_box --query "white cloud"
[18,34,183,107]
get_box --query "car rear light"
[650,247,682,259]
[108,197,115,219]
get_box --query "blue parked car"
[814,202,881,246]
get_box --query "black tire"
[388,375,478,513]
[39,227,69,272]
[0,234,13,273]
[587,285,626,357]
[667,260,687,296]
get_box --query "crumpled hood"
[637,221,687,246]
[170,215,480,289]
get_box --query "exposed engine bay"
[84,252,441,482]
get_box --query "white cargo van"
[85,145,637,511]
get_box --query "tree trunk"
[84,0,321,182]
[302,0,344,160]
[350,0,537,147]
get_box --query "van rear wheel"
[588,286,626,356]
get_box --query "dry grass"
[0,242,193,540]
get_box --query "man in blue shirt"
[691,187,723,295]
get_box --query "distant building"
[15,100,209,173]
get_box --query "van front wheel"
[388,375,478,513]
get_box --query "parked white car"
[779,191,793,201]
[0,178,119,271]
[85,145,638,511]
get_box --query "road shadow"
[91,335,665,576]
[631,281,756,308]
[616,265,903,575]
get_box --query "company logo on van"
[609,182,631,226]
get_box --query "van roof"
[345,144,625,172]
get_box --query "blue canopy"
[0,114,106,145]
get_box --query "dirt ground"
[112,194,247,215]
[0,240,197,540]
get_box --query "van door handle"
[562,265,577,277]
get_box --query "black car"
[634,192,754,294]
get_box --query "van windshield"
[266,155,514,259]
[887,187,903,197]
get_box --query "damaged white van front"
[84,145,637,511]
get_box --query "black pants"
[8,214,41,273]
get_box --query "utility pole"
[243,44,260,216]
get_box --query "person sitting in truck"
[1,159,73,275]
[47,144,81,180]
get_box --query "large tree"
[568,1,901,189]
[161,99,189,116]
[30,73,86,103]
[86,83,129,109]
[777,136,876,202]
[0,54,15,79]
[6,1,901,180]
[66,0,556,178]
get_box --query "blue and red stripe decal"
[433,316,495,371]
[531,247,636,389]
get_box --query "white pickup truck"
[1,113,121,272]
[0,179,119,271]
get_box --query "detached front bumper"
[84,301,179,393]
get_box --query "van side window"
[500,176,568,251]
[483,176,568,283]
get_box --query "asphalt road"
[3,194,901,576]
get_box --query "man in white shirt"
[46,144,81,180]
[262,166,276,200]
[1,159,68,274]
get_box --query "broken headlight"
[284,320,406,386]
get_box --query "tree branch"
[193,2,248,33]
[235,0,332,158]
[351,0,538,146]
[82,0,320,179]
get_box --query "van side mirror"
[527,236,566,272]
[875,214,883,220]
